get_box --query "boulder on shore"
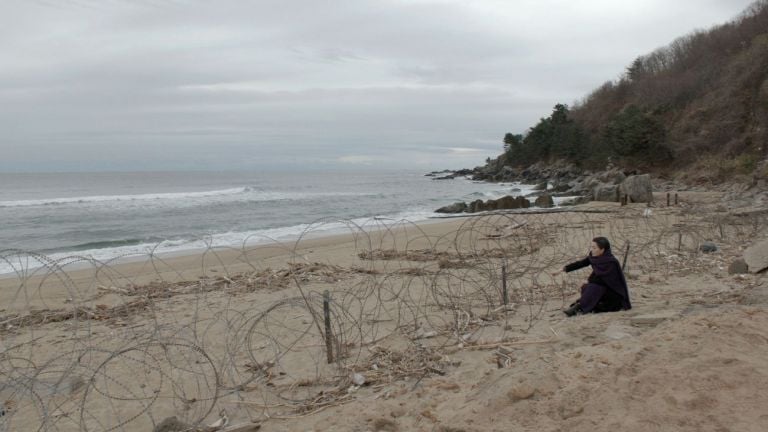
[495,195,531,210]
[744,239,768,273]
[728,258,749,274]
[435,202,468,213]
[435,195,531,214]
[468,199,486,213]
[590,174,654,203]
[620,174,653,203]
[534,194,554,208]
[593,183,620,202]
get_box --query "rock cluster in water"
[436,195,533,214]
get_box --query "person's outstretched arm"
[564,257,590,273]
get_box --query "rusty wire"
[0,202,765,431]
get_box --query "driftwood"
[483,221,528,239]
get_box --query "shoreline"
[4,190,768,432]
[0,215,458,280]
[0,216,470,295]
[0,189,720,288]
[0,177,557,278]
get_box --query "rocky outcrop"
[590,172,653,203]
[435,195,531,214]
[461,160,660,205]
[592,184,620,202]
[476,164,636,203]
[534,194,554,208]
[472,160,584,185]
[468,195,530,212]
[595,169,627,185]
[426,169,475,180]
[435,202,468,213]
[744,239,768,273]
[619,174,653,203]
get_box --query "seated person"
[554,236,632,316]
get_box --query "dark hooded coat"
[564,247,632,311]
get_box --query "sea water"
[0,170,538,275]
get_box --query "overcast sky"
[0,0,757,172]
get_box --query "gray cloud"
[0,0,757,171]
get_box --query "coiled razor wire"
[1,202,766,430]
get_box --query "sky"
[0,0,758,172]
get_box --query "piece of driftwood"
[221,424,261,432]
[464,338,557,350]
[482,221,528,239]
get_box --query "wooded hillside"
[498,0,768,180]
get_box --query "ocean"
[0,170,543,275]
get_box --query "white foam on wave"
[463,181,537,201]
[0,209,439,276]
[0,187,249,208]
[0,187,368,208]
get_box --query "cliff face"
[490,1,768,183]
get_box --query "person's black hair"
[592,236,610,252]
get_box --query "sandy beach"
[2,191,768,432]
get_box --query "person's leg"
[592,289,624,313]
[563,299,581,316]
[578,283,607,313]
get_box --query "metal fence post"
[323,290,334,364]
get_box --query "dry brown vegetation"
[569,0,767,176]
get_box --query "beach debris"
[358,248,452,262]
[220,425,262,432]
[7,191,768,429]
[414,329,438,340]
[482,221,528,239]
[351,372,366,386]
[207,409,229,430]
[0,298,152,333]
[437,259,471,269]
[495,349,514,368]
[362,345,453,386]
[396,267,431,275]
